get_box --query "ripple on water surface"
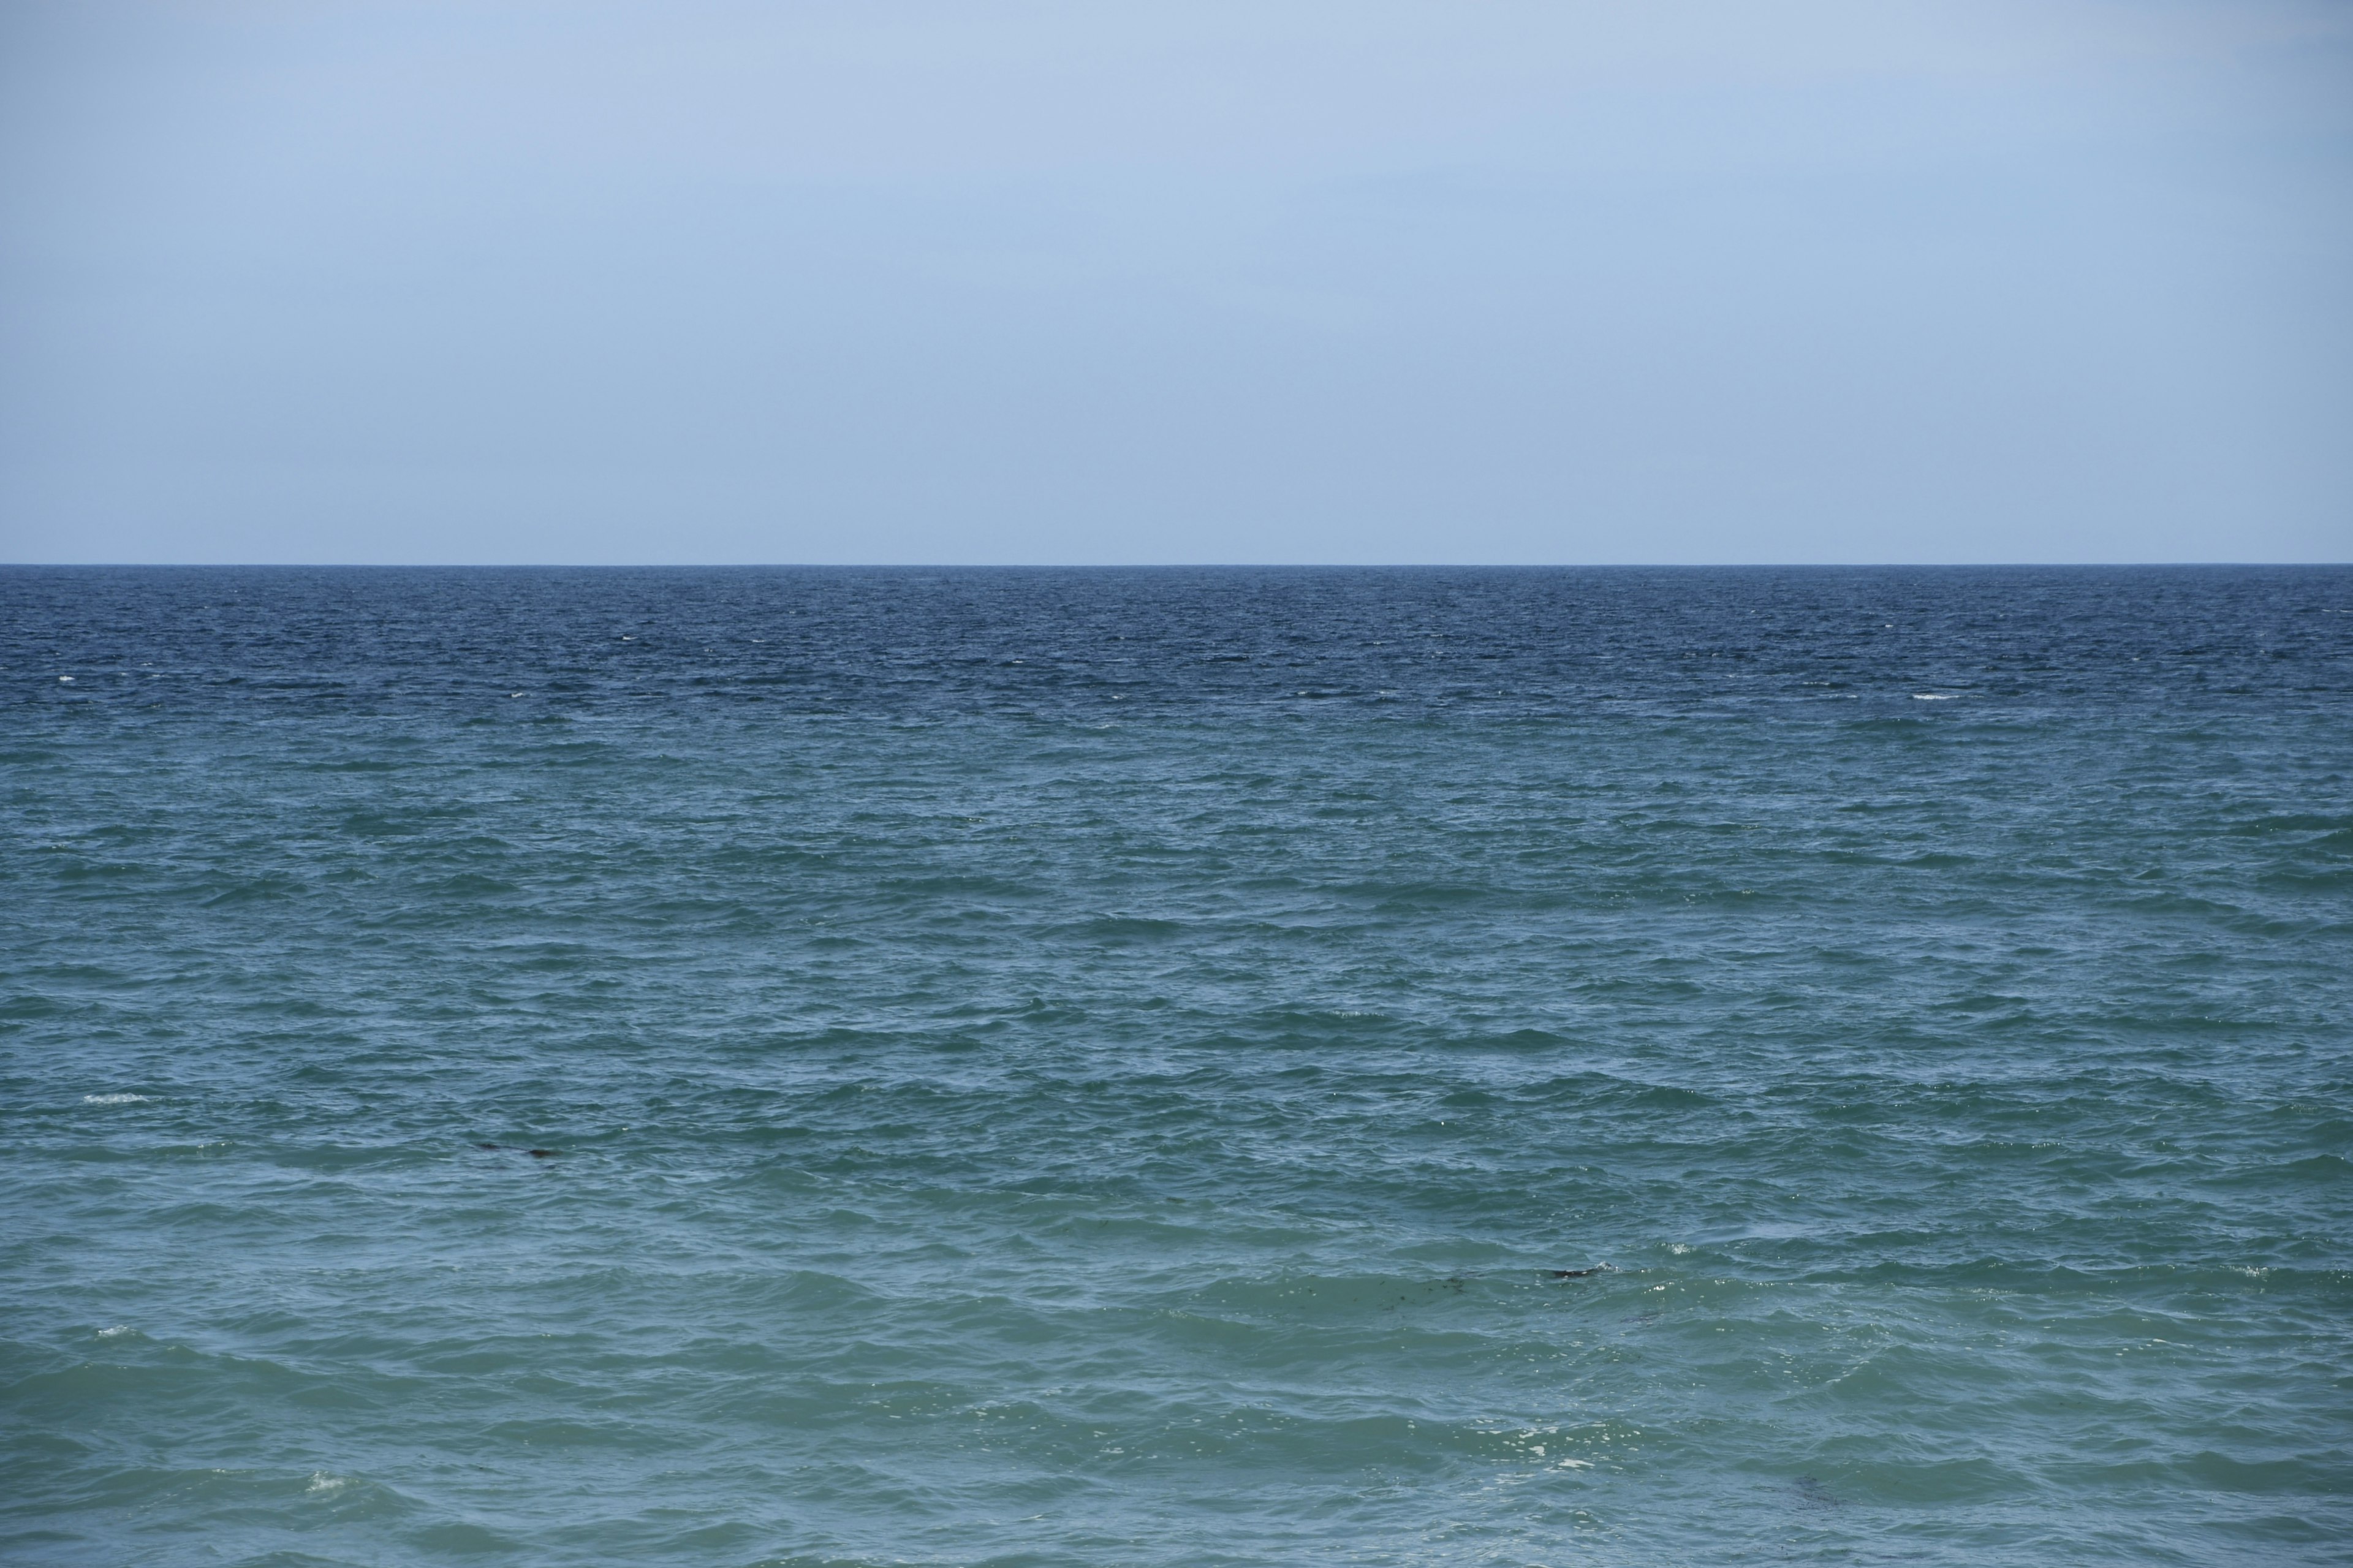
[2,567,2350,1567]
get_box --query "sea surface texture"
[3,566,2350,1568]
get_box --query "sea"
[2,565,2349,1567]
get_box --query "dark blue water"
[5,567,2351,1566]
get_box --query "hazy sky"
[2,1,2347,564]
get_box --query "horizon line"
[6,560,2350,572]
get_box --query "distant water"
[4,566,2351,1568]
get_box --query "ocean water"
[2,566,2350,1568]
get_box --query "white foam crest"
[84,1093,151,1105]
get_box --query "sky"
[1,0,2348,565]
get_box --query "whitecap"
[84,1093,150,1105]
[306,1473,350,1496]
[96,1325,135,1338]
[1911,693,1961,701]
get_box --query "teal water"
[4,567,2350,1566]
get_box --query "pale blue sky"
[2,0,2347,563]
